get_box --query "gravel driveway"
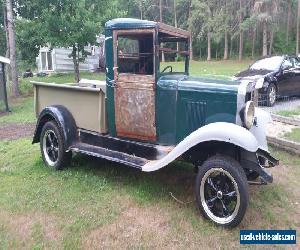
[261,97,300,113]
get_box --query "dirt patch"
[0,123,35,140]
[266,121,296,138]
[0,211,61,249]
[83,204,171,249]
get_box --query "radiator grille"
[185,101,207,133]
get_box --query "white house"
[36,35,105,73]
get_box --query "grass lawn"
[283,128,300,143]
[0,96,35,124]
[163,60,252,79]
[277,106,300,118]
[0,138,299,249]
[0,64,299,248]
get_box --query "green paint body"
[105,19,240,145]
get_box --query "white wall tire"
[195,156,249,227]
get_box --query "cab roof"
[105,18,190,39]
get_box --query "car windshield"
[250,56,283,71]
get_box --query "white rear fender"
[142,122,259,172]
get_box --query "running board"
[70,142,148,169]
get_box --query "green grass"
[283,128,300,143]
[0,139,299,249]
[277,106,300,118]
[0,96,35,124]
[162,59,252,79]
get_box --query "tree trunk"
[251,27,256,59]
[229,37,233,58]
[72,46,80,83]
[286,0,291,46]
[262,22,268,56]
[3,3,10,82]
[238,0,243,61]
[269,30,274,55]
[174,0,179,51]
[189,32,193,61]
[297,0,300,54]
[140,0,143,19]
[159,0,165,62]
[223,29,228,60]
[207,32,211,61]
[6,0,19,96]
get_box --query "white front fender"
[142,122,259,172]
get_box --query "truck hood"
[158,74,240,94]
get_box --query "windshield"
[159,39,189,74]
[250,56,283,71]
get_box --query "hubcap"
[42,130,59,166]
[200,168,240,225]
[269,87,276,105]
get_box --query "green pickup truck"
[32,18,278,227]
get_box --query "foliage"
[284,127,300,142]
[15,18,44,64]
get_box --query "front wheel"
[195,156,249,227]
[40,121,72,170]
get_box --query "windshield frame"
[158,37,190,76]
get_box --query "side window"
[117,34,154,75]
[282,59,293,70]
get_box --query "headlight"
[240,101,255,129]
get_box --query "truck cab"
[32,18,278,228]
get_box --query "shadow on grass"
[70,154,196,205]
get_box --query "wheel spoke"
[47,133,53,145]
[219,173,227,190]
[206,196,218,208]
[207,177,218,192]
[51,149,56,160]
[220,199,229,217]
[223,190,236,198]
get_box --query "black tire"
[40,121,71,170]
[195,156,249,228]
[266,83,277,107]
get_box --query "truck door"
[113,29,156,141]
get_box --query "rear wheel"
[195,156,249,227]
[40,121,71,170]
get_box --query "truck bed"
[32,81,107,133]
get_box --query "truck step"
[78,129,173,161]
[70,142,148,169]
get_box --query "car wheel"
[266,83,277,107]
[40,121,71,170]
[195,156,249,227]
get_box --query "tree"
[239,0,244,61]
[297,0,300,54]
[5,0,19,96]
[252,0,280,57]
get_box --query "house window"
[41,51,53,71]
